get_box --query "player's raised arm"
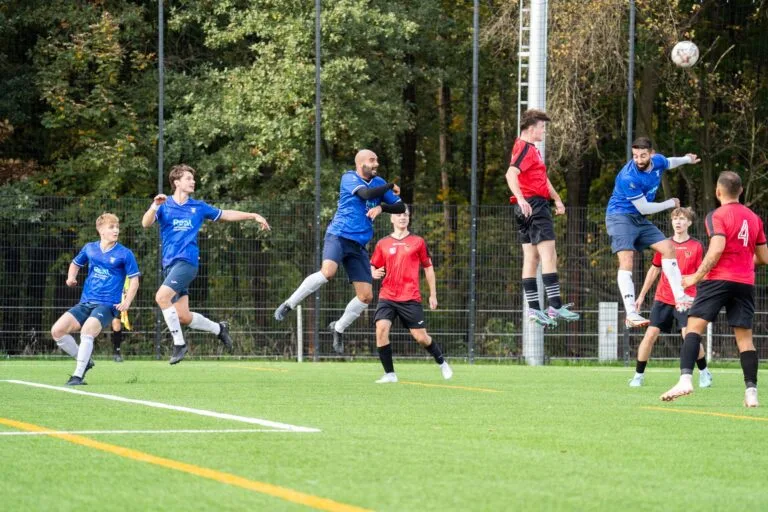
[142,194,167,228]
[667,153,701,169]
[355,182,398,200]
[220,210,271,231]
[630,196,680,215]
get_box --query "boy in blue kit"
[273,149,405,354]
[142,164,271,364]
[50,213,141,385]
[606,137,701,328]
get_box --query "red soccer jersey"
[651,238,703,305]
[704,203,766,285]
[508,138,550,204]
[370,234,432,302]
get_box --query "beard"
[361,164,377,177]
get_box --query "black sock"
[635,360,647,374]
[378,344,395,374]
[680,332,701,375]
[696,357,707,371]
[542,273,562,309]
[424,340,445,365]
[740,350,758,389]
[522,278,540,311]
[112,330,123,352]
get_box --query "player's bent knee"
[177,312,193,325]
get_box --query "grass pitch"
[1,360,766,511]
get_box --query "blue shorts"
[606,214,666,253]
[162,260,198,301]
[322,233,372,283]
[67,302,118,329]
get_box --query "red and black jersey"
[370,234,432,302]
[508,138,550,204]
[651,238,703,305]
[704,203,766,285]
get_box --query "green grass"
[0,360,766,511]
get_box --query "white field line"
[1,380,320,433]
[0,428,289,436]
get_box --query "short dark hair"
[169,164,195,191]
[520,109,550,131]
[717,171,743,197]
[631,137,654,150]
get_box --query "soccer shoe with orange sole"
[625,312,650,328]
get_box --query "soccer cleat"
[440,361,453,380]
[169,344,188,365]
[113,353,123,363]
[375,372,398,384]
[217,321,234,353]
[82,358,95,378]
[66,375,86,386]
[744,387,759,408]
[675,294,695,312]
[624,312,650,328]
[660,378,694,401]
[546,303,580,322]
[273,302,293,322]
[328,321,344,354]
[628,373,645,387]
[699,369,713,388]
[527,308,557,328]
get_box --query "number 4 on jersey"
[738,219,749,246]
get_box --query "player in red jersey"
[369,207,452,383]
[629,208,711,387]
[661,172,768,406]
[505,109,578,328]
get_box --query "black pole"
[626,0,636,161]
[155,0,165,360]
[313,0,322,362]
[467,0,479,364]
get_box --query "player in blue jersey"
[606,137,701,327]
[273,149,405,354]
[50,213,141,385]
[142,164,271,364]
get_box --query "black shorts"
[513,196,556,245]
[688,280,755,329]
[374,300,426,329]
[649,300,687,333]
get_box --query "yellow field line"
[222,364,289,373]
[0,417,371,512]
[399,381,501,393]
[642,406,768,423]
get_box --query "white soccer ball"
[671,41,699,68]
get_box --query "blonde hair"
[670,207,695,222]
[96,212,120,230]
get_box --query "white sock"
[334,297,368,332]
[73,334,94,378]
[162,306,185,346]
[661,258,685,301]
[55,334,79,358]
[617,270,636,315]
[189,312,221,335]
[286,271,328,308]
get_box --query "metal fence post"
[599,302,619,362]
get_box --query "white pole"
[706,322,712,363]
[598,302,619,362]
[296,305,303,363]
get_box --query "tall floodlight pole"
[313,0,322,361]
[467,0,480,364]
[626,0,636,161]
[155,0,165,360]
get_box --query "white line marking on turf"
[0,428,290,436]
[0,380,320,433]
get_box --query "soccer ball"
[670,41,699,68]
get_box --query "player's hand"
[391,184,401,196]
[367,205,383,220]
[517,198,532,218]
[672,198,680,208]
[372,267,386,279]
[152,194,167,206]
[252,213,271,231]
[554,200,566,216]
[115,300,132,312]
[429,295,438,310]
[634,295,644,312]
[681,275,696,289]
[686,153,701,164]
[66,278,77,287]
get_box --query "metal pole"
[626,0,636,161]
[467,0,479,364]
[155,0,165,360]
[297,305,304,362]
[313,0,322,362]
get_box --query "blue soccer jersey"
[606,154,670,215]
[156,197,222,268]
[326,171,402,245]
[72,242,141,306]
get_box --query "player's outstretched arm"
[635,265,661,312]
[682,236,725,288]
[66,263,80,287]
[116,276,140,312]
[667,153,701,169]
[424,265,438,310]
[630,196,679,215]
[142,194,166,228]
[220,210,271,231]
